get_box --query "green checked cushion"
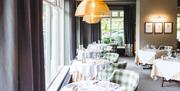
[109,70,139,91]
[96,62,127,81]
[103,53,119,63]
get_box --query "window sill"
[117,46,125,49]
[47,66,70,91]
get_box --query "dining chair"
[109,70,139,91]
[103,53,119,63]
[164,46,173,57]
[96,61,127,81]
[158,45,164,50]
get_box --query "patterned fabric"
[96,61,127,81]
[125,44,134,56]
[109,70,139,91]
[103,53,119,63]
[111,61,127,69]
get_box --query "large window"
[43,0,64,89]
[177,14,180,41]
[101,10,125,48]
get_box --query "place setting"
[60,80,126,91]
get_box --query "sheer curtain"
[0,0,45,91]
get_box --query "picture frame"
[164,22,173,34]
[154,22,163,34]
[144,22,153,34]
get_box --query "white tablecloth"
[135,49,166,65]
[71,59,109,81]
[151,59,180,81]
[76,49,103,60]
[86,44,107,54]
[60,80,126,91]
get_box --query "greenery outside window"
[101,10,125,48]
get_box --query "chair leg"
[169,79,171,83]
[135,86,138,91]
[161,77,164,87]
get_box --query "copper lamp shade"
[82,15,101,24]
[85,0,110,17]
[75,0,89,17]
[75,0,110,17]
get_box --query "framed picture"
[144,22,153,33]
[155,22,163,34]
[164,22,173,34]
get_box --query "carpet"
[118,57,180,91]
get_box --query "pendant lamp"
[85,0,110,17]
[75,0,89,17]
[82,15,101,24]
[75,0,110,17]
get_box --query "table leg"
[169,79,172,83]
[161,77,164,87]
[142,64,152,69]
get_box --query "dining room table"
[60,80,126,91]
[151,58,180,86]
[135,48,166,65]
[151,58,180,81]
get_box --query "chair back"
[111,61,127,69]
[103,53,119,63]
[164,46,173,51]
[110,70,139,91]
[96,62,127,81]
[164,46,173,57]
[158,45,164,50]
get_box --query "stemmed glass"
[176,53,180,59]
[92,52,97,59]
[96,52,101,59]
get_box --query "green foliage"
[102,37,111,44]
[101,18,110,33]
[111,38,115,42]
[104,24,109,32]
[177,28,180,31]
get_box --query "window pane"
[50,6,60,80]
[43,3,51,87]
[112,11,119,17]
[43,1,64,89]
[101,18,111,40]
[177,17,180,31]
[120,11,124,17]
[177,16,180,41]
[112,18,122,30]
